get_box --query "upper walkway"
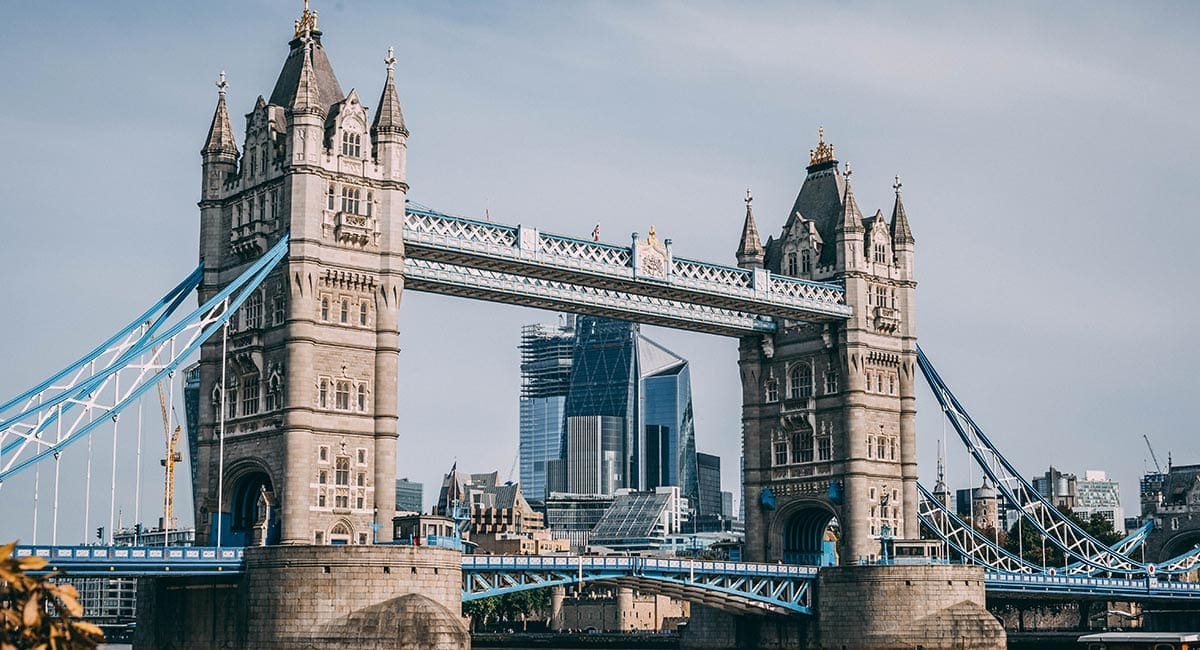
[402,205,851,336]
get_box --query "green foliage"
[1002,507,1121,568]
[0,541,104,649]
[462,587,551,631]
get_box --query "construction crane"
[1143,434,1164,474]
[157,381,182,531]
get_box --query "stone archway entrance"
[228,470,279,546]
[329,521,354,545]
[782,507,839,566]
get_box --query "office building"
[639,337,698,502]
[588,487,688,552]
[544,492,615,552]
[1032,466,1077,509]
[695,452,723,532]
[563,317,639,494]
[518,317,576,503]
[395,478,423,514]
[1075,470,1123,533]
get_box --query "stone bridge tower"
[193,4,407,545]
[737,131,918,564]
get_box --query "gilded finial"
[294,0,319,38]
[809,126,836,166]
[385,46,396,72]
[216,71,228,97]
[648,225,658,245]
[893,175,902,194]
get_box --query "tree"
[463,588,550,632]
[1,541,104,649]
[1002,507,1121,569]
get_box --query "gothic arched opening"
[228,470,279,545]
[782,508,839,566]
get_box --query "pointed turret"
[890,175,914,245]
[372,47,407,137]
[736,188,765,269]
[371,47,409,182]
[202,72,239,158]
[837,162,865,233]
[291,40,325,116]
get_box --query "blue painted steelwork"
[916,482,1154,576]
[460,555,816,615]
[985,571,1200,601]
[16,544,1200,606]
[0,236,289,483]
[917,346,1200,577]
[16,545,243,577]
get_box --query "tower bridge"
[2,3,1199,648]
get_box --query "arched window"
[340,300,349,323]
[788,363,812,400]
[356,473,365,487]
[357,384,367,411]
[241,374,260,415]
[359,302,368,326]
[341,131,362,158]
[319,470,327,484]
[327,183,336,210]
[320,298,329,321]
[801,250,811,273]
[874,242,887,264]
[764,378,778,403]
[335,457,350,486]
[786,252,798,276]
[335,381,351,410]
[824,369,839,394]
[318,379,328,408]
[318,492,326,507]
[341,186,361,214]
[248,147,257,176]
[244,292,263,329]
[366,191,374,217]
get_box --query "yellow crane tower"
[157,381,182,530]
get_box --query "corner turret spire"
[291,40,325,115]
[736,188,765,268]
[890,175,915,245]
[809,126,836,167]
[837,162,864,233]
[372,46,407,136]
[202,71,239,157]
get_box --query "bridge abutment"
[682,565,1003,649]
[134,545,469,649]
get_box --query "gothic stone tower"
[193,5,407,545]
[737,131,917,564]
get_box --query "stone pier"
[683,564,1005,649]
[134,545,469,649]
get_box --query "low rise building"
[544,492,614,553]
[588,487,688,552]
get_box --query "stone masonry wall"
[135,545,469,650]
[816,564,1005,650]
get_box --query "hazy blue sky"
[1,1,1198,543]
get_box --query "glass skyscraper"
[520,315,699,507]
[518,317,576,503]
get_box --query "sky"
[1,1,1198,544]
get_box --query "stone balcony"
[231,219,272,259]
[334,211,379,247]
[874,306,900,332]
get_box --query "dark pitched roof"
[735,192,765,265]
[891,188,915,245]
[269,32,344,111]
[372,52,407,136]
[202,86,238,156]
[781,159,845,267]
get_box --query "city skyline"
[1,1,1199,542]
